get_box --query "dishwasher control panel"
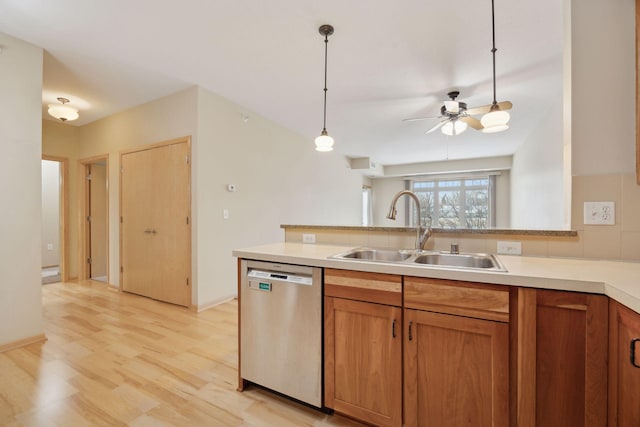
[247,269,313,286]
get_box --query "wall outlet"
[497,241,522,255]
[302,233,316,244]
[584,201,615,225]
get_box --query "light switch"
[584,202,615,225]
[223,209,229,219]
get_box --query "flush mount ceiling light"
[315,24,335,152]
[48,97,79,122]
[481,0,510,133]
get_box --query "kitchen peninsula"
[234,236,640,426]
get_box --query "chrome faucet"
[386,190,432,251]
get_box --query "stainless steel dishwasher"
[240,259,322,408]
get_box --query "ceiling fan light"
[315,131,334,152]
[481,109,510,133]
[48,104,79,122]
[443,100,459,113]
[441,120,467,136]
[482,123,509,133]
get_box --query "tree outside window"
[410,177,493,229]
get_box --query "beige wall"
[194,87,363,307]
[571,0,635,176]
[568,0,639,260]
[0,32,43,347]
[41,160,60,267]
[511,101,565,229]
[76,86,198,288]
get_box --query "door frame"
[42,155,69,282]
[79,154,109,283]
[119,136,192,303]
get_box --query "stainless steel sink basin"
[412,252,506,271]
[330,247,507,272]
[331,248,413,263]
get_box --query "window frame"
[407,174,496,229]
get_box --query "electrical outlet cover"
[584,202,615,225]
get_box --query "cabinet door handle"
[408,321,413,341]
[632,338,640,368]
[392,319,396,338]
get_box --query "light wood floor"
[0,280,363,426]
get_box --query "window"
[410,176,494,229]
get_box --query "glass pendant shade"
[481,109,510,133]
[441,120,467,136]
[48,98,79,122]
[315,130,334,152]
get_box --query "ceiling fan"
[403,91,512,136]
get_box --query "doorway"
[41,156,68,284]
[80,155,109,283]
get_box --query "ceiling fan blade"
[402,115,442,122]
[460,116,483,130]
[465,104,492,115]
[466,100,513,116]
[426,120,447,134]
[496,100,513,111]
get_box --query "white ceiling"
[0,0,564,166]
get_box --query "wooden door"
[608,300,640,426]
[121,138,191,307]
[324,297,402,427]
[89,163,107,279]
[404,308,509,427]
[517,288,608,426]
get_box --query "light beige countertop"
[233,242,640,314]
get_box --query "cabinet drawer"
[325,269,402,307]
[404,277,509,322]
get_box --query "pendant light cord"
[490,0,498,107]
[322,34,329,131]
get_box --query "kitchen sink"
[412,252,505,271]
[330,248,507,272]
[332,248,413,262]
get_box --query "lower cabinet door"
[404,308,509,427]
[609,300,640,426]
[517,288,608,427]
[324,297,402,427]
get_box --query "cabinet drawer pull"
[632,338,640,368]
[392,319,396,338]
[408,321,413,341]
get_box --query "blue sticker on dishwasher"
[259,282,271,291]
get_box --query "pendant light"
[48,97,79,122]
[315,24,335,152]
[481,0,510,133]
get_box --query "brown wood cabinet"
[516,288,608,426]
[609,300,640,426]
[324,269,402,427]
[404,277,510,427]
